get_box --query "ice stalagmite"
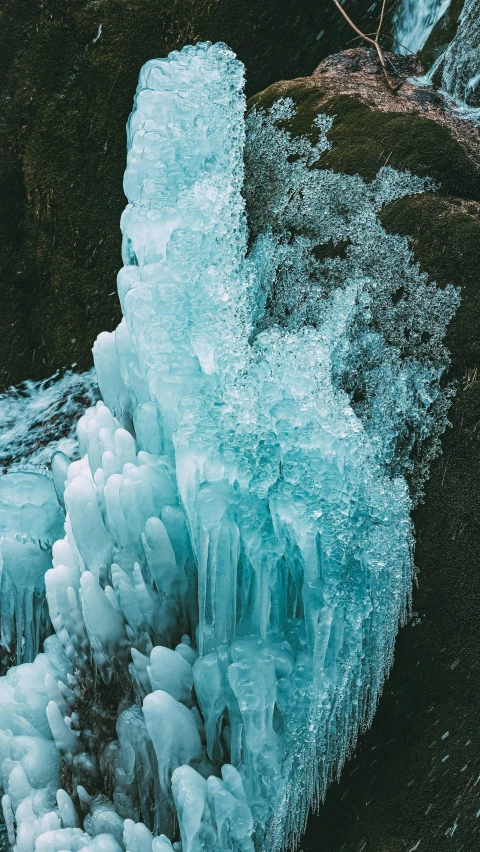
[0,41,459,852]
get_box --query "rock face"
[0,0,385,392]
[247,47,480,852]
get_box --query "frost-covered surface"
[244,101,458,504]
[395,0,452,54]
[0,42,459,852]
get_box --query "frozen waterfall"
[0,41,459,852]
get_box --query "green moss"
[312,238,350,261]
[420,0,464,70]
[248,84,286,114]
[249,83,326,143]
[379,193,480,374]
[277,85,329,144]
[316,95,480,202]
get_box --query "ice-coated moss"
[379,192,480,372]
[250,86,480,201]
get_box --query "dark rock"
[413,87,446,108]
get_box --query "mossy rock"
[0,0,386,391]
[303,195,480,847]
[249,87,480,202]
[318,95,480,201]
[379,193,480,373]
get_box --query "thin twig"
[383,34,417,56]
[332,0,376,46]
[331,0,401,92]
[376,0,387,42]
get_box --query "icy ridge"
[0,42,459,852]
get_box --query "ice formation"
[0,41,459,852]
[0,371,98,666]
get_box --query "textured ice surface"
[0,473,63,663]
[0,41,459,852]
[0,370,98,665]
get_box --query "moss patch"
[315,95,480,201]
[312,238,350,261]
[249,83,327,144]
[379,193,480,373]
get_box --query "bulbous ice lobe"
[0,40,458,852]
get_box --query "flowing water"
[0,369,99,473]
[395,0,453,54]
[396,0,480,118]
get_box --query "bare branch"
[331,0,401,93]
[331,0,376,46]
[376,0,387,43]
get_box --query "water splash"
[397,0,480,121]
[0,369,99,473]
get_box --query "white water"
[396,0,480,120]
[441,0,480,107]
[0,369,99,474]
[395,0,453,54]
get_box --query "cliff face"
[0,0,385,391]
[247,48,480,852]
